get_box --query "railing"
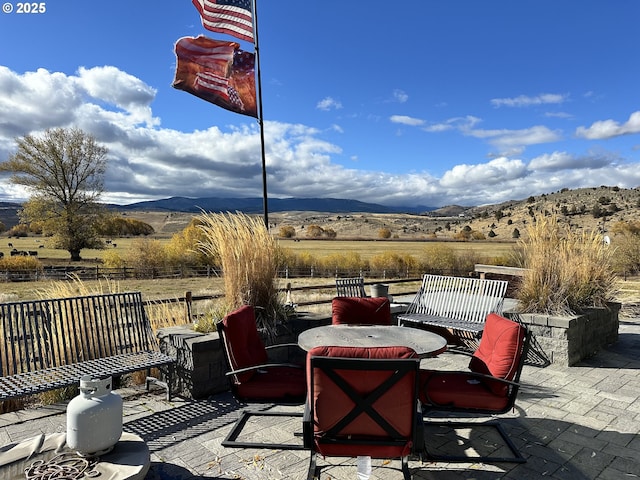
[146,277,424,323]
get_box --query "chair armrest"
[225,362,304,377]
[265,342,302,351]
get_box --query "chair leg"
[222,410,306,450]
[423,420,526,463]
[401,455,411,480]
[307,451,318,480]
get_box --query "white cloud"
[466,125,563,151]
[529,151,615,171]
[2,66,640,209]
[491,93,568,108]
[393,89,408,103]
[440,157,528,188]
[390,115,424,126]
[575,111,640,140]
[316,96,343,111]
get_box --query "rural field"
[2,203,640,314]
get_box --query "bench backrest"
[335,277,367,297]
[407,274,508,323]
[0,292,157,376]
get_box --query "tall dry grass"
[196,212,285,333]
[516,215,618,315]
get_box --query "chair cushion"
[419,370,511,412]
[222,305,268,383]
[307,345,417,458]
[331,297,392,325]
[468,313,525,394]
[235,366,306,401]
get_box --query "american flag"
[192,0,254,44]
[173,36,256,117]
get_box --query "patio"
[1,316,639,479]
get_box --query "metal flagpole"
[252,0,269,229]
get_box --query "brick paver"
[2,318,639,479]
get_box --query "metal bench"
[397,274,508,346]
[0,292,175,402]
[335,277,367,297]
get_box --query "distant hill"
[117,196,433,214]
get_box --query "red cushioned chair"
[420,313,530,463]
[217,305,307,450]
[303,345,421,480]
[331,296,392,326]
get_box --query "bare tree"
[0,128,108,260]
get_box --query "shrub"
[278,225,296,238]
[516,215,617,315]
[369,252,417,276]
[378,227,392,239]
[125,238,169,277]
[196,212,285,335]
[0,255,43,272]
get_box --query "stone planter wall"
[504,302,621,366]
[157,326,228,399]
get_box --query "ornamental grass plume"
[516,214,617,315]
[196,211,284,333]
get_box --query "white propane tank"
[66,375,123,456]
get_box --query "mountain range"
[116,196,432,214]
[0,197,433,229]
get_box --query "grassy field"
[277,238,517,261]
[2,235,639,311]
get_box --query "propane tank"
[66,375,123,456]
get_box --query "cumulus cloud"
[2,65,640,209]
[440,157,528,188]
[528,151,615,171]
[316,96,343,111]
[491,93,568,108]
[575,111,640,139]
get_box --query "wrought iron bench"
[397,274,508,347]
[0,292,175,402]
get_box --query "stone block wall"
[505,302,621,366]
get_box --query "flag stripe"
[192,0,254,43]
[195,72,229,100]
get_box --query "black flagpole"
[252,0,269,229]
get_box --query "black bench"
[0,292,175,402]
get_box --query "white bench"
[335,277,367,297]
[397,274,508,343]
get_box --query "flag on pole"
[192,0,254,43]
[173,36,257,118]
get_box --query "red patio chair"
[420,313,530,463]
[331,296,392,325]
[304,345,421,480]
[217,305,307,450]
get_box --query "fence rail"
[0,265,468,283]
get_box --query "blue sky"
[1,0,639,208]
